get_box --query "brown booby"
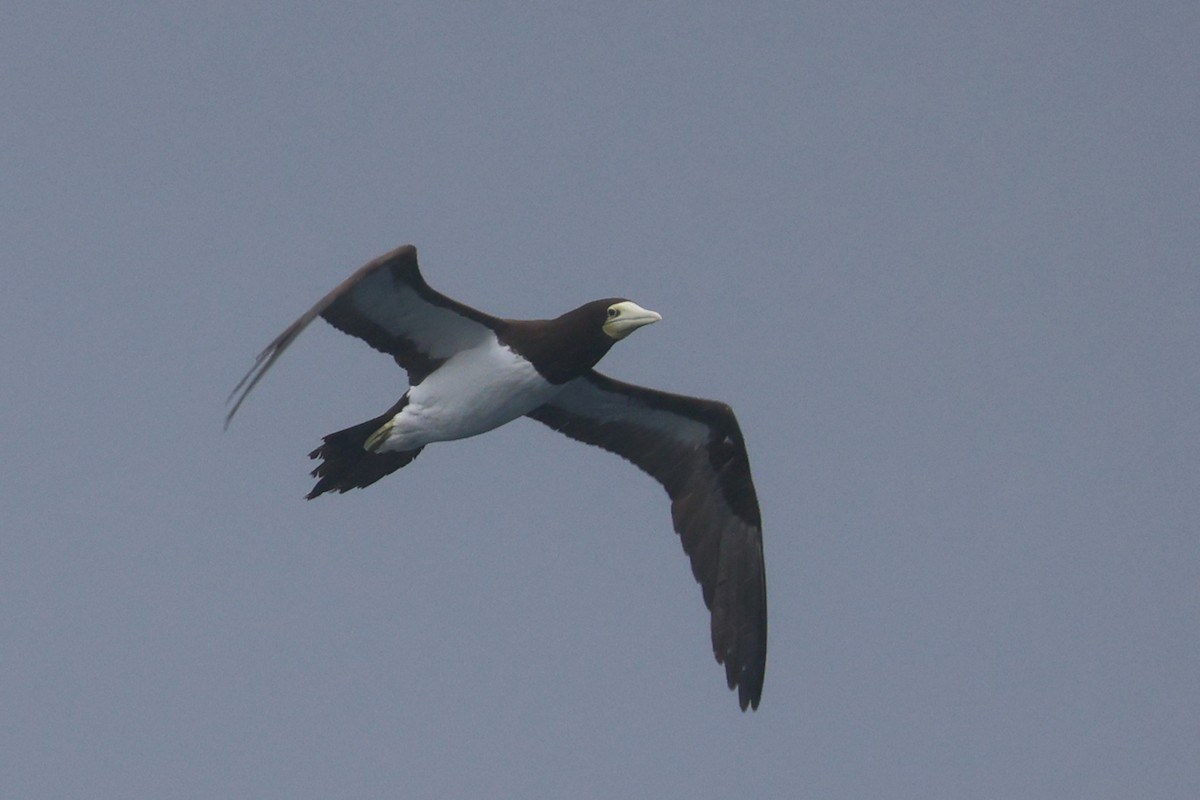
[227,245,767,710]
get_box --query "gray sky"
[4,2,1198,798]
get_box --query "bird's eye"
[607,307,620,318]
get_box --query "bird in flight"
[227,245,766,709]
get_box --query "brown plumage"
[228,245,767,710]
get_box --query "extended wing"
[527,372,767,710]
[226,245,496,426]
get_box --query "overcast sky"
[4,2,1198,798]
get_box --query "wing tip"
[724,657,763,714]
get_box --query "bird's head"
[601,300,662,341]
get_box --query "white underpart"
[372,332,559,452]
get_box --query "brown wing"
[226,245,498,427]
[527,371,767,710]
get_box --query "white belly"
[373,335,558,451]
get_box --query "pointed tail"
[307,401,422,498]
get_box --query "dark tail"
[307,399,422,499]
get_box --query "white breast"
[374,333,559,451]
